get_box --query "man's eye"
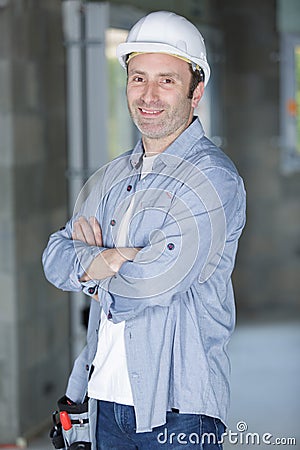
[162,78,173,84]
[133,76,144,82]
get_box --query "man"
[43,11,246,450]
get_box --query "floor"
[2,321,299,449]
[224,321,300,449]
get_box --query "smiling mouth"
[139,108,164,116]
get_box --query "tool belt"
[50,395,91,450]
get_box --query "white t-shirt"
[88,154,158,405]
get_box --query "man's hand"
[72,216,103,247]
[72,216,140,287]
[85,246,140,281]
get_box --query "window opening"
[105,28,135,160]
[280,33,300,173]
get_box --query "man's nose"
[140,82,159,104]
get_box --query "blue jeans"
[96,401,225,449]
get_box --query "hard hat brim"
[116,41,210,86]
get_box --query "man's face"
[126,53,203,145]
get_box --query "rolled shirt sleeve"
[42,219,106,293]
[42,167,109,295]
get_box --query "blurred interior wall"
[0,0,70,443]
[214,0,300,322]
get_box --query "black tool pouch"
[49,415,65,449]
[50,396,91,450]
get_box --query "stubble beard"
[128,99,193,141]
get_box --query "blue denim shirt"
[42,118,246,437]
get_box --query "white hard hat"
[116,11,211,86]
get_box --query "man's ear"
[191,82,205,109]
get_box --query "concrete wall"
[0,0,70,443]
[216,0,300,322]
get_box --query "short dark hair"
[188,66,204,99]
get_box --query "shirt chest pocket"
[129,192,173,246]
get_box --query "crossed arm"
[72,216,140,287]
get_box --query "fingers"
[72,217,90,243]
[89,216,103,247]
[72,216,102,247]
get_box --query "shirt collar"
[129,117,204,169]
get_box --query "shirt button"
[85,364,89,371]
[88,286,96,295]
[110,219,116,226]
[167,243,175,250]
[127,185,132,192]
